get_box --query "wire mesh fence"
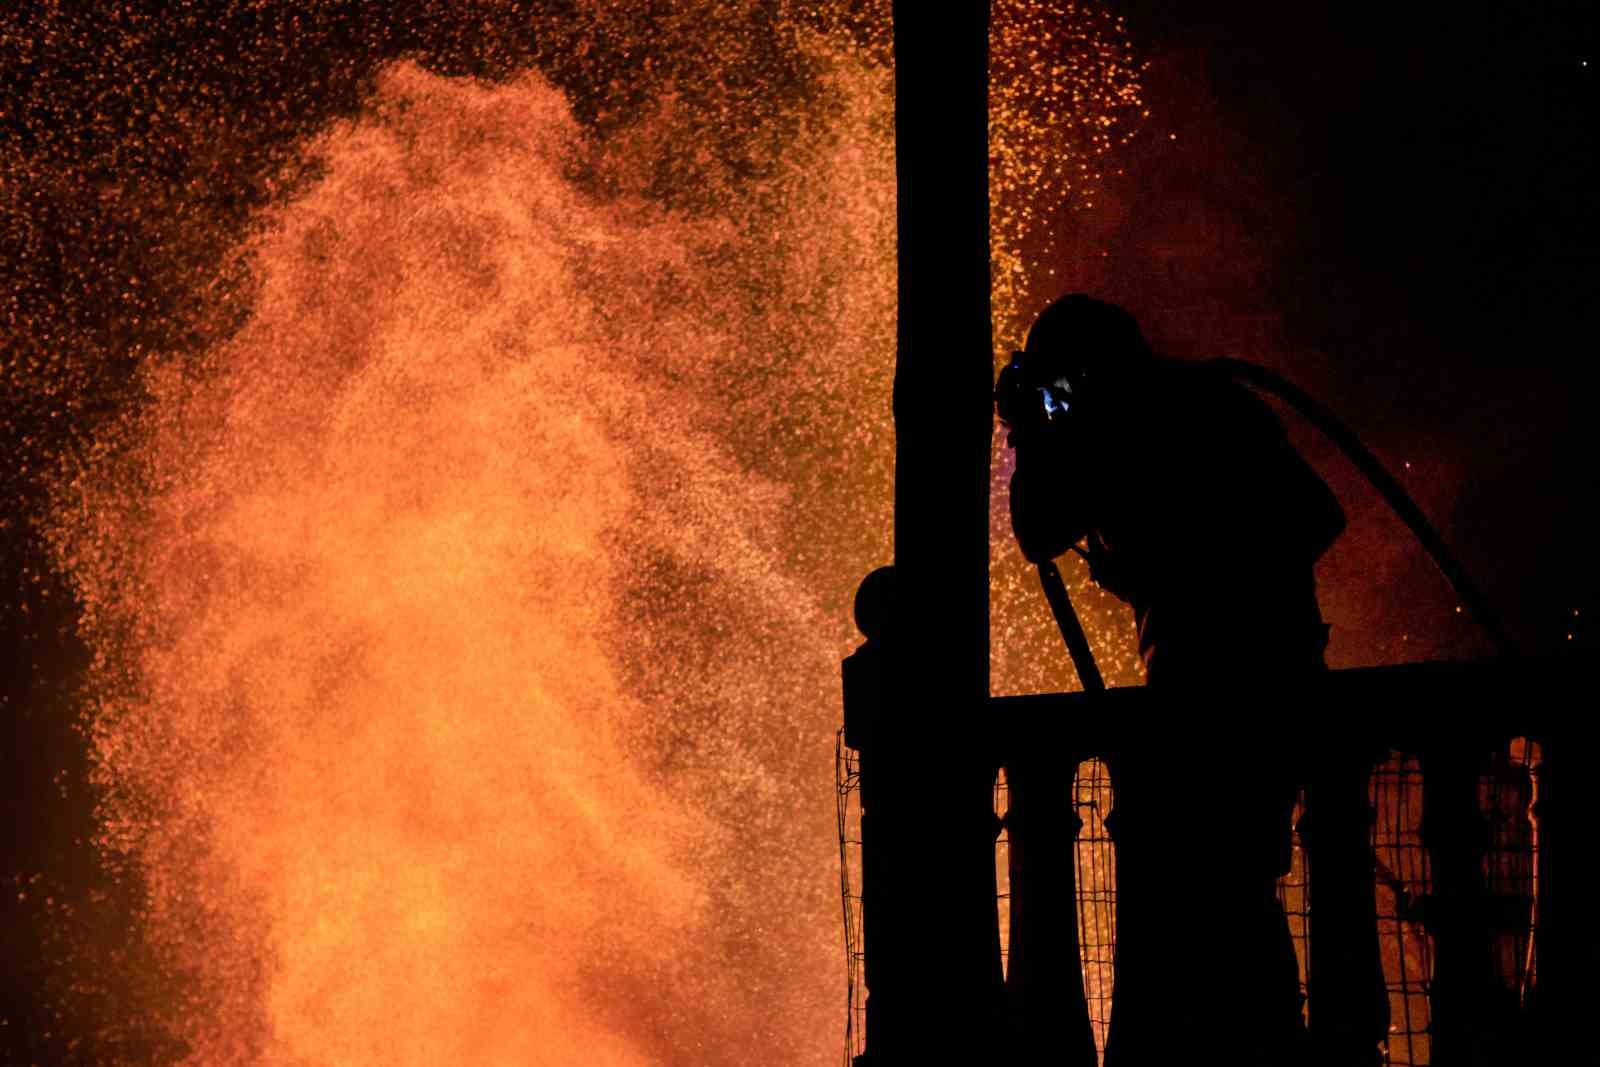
[837,730,866,1066]
[1371,740,1541,1066]
[1074,758,1117,1060]
[1277,789,1311,1025]
[995,767,1012,979]
[1373,750,1434,1066]
[1483,738,1540,1007]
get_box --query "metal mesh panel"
[1074,757,1117,1063]
[1482,738,1540,1004]
[995,767,1013,978]
[1277,790,1311,1024]
[1368,741,1542,1067]
[837,730,866,1065]
[1373,752,1433,1066]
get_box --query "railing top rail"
[987,655,1588,760]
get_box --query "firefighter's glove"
[1009,464,1085,564]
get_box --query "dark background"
[3,1,1594,1061]
[1046,0,1595,669]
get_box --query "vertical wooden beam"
[862,3,997,1063]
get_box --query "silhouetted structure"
[850,4,997,1064]
[844,6,1593,1067]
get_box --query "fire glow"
[40,4,1145,1063]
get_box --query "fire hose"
[1035,357,1518,684]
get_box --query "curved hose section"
[1212,357,1518,658]
[1037,559,1107,692]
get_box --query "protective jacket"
[1010,357,1345,684]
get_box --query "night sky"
[1084,1,1596,665]
[3,1,1595,1062]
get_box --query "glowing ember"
[988,1,1149,697]
[51,58,893,1066]
[989,0,1147,348]
[35,3,1145,1062]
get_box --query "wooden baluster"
[1526,728,1596,1067]
[1104,740,1303,1066]
[1005,755,1098,1065]
[1525,733,1553,1066]
[1479,743,1536,1037]
[1419,745,1503,1065]
[1303,744,1388,1066]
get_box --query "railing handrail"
[987,655,1583,759]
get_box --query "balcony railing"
[842,653,1587,1066]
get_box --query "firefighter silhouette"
[998,294,1346,1065]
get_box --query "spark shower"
[29,3,1146,1063]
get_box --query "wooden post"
[861,3,997,1063]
